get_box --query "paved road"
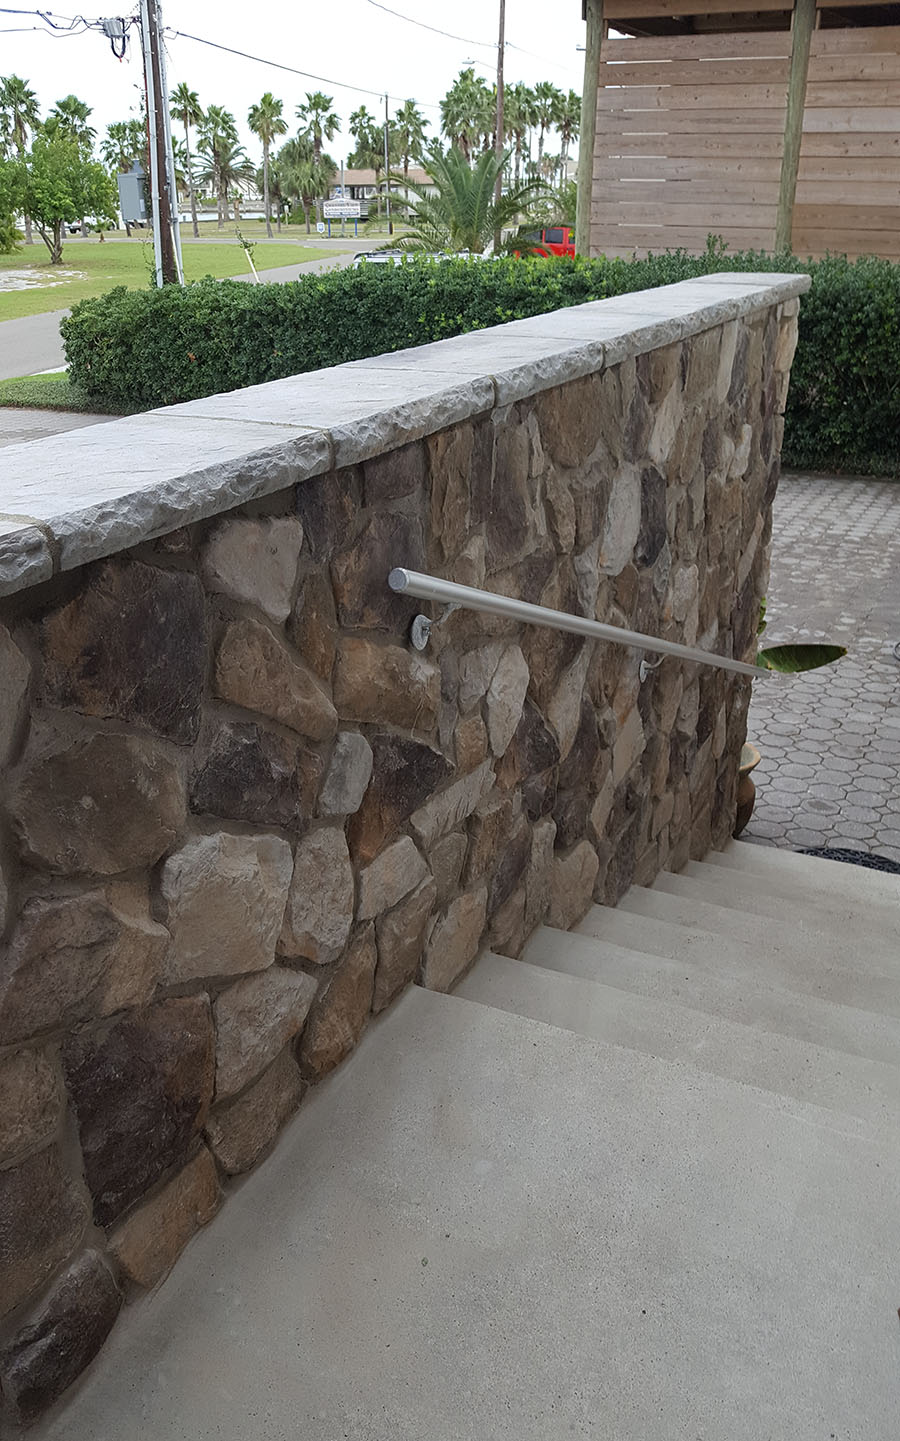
[0,249,357,381]
[745,471,900,862]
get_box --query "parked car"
[515,225,576,259]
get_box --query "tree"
[196,132,253,227]
[0,75,40,242]
[170,82,203,238]
[297,91,339,164]
[0,155,24,252]
[278,135,336,233]
[248,92,287,238]
[197,105,239,227]
[391,144,547,254]
[557,90,581,185]
[14,133,117,262]
[101,118,146,236]
[394,99,428,182]
[47,94,96,151]
[532,81,564,176]
[440,68,492,163]
[505,83,535,187]
[348,105,386,219]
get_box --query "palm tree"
[0,75,40,242]
[248,92,287,238]
[557,89,581,185]
[101,118,146,235]
[198,105,239,227]
[278,135,336,233]
[391,145,548,254]
[47,94,95,151]
[532,81,564,177]
[170,82,203,238]
[297,91,339,164]
[504,83,533,188]
[348,105,385,218]
[196,132,253,226]
[440,68,492,163]
[394,99,428,182]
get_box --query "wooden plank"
[805,54,900,84]
[801,108,900,133]
[589,225,778,251]
[597,83,789,111]
[595,155,783,180]
[593,130,786,157]
[794,180,900,206]
[604,0,785,16]
[796,155,900,181]
[590,201,778,227]
[806,82,900,109]
[601,32,791,62]
[775,0,815,252]
[593,181,780,205]
[798,132,900,157]
[595,109,789,132]
[809,26,900,57]
[598,59,791,87]
[792,229,900,258]
[792,202,900,232]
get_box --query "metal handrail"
[388,568,769,680]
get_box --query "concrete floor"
[31,984,900,1441]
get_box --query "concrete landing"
[32,986,900,1441]
[0,408,117,447]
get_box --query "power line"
[362,0,581,77]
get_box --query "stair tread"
[659,861,900,932]
[708,840,900,905]
[458,952,900,1128]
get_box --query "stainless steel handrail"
[388,568,769,680]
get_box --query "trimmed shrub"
[61,247,900,476]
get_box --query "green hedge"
[61,247,900,476]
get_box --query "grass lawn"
[0,240,333,321]
[0,370,133,413]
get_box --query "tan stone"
[201,516,303,622]
[0,624,29,766]
[545,467,576,551]
[428,425,472,561]
[161,831,294,983]
[428,832,468,907]
[455,712,488,772]
[214,966,319,1100]
[358,836,428,921]
[547,646,592,762]
[458,642,503,713]
[421,886,488,993]
[205,1047,305,1175]
[108,1148,220,1290]
[486,644,530,757]
[589,773,616,842]
[466,793,514,883]
[525,816,557,932]
[319,732,373,816]
[0,1047,64,1167]
[613,707,645,785]
[333,638,440,731]
[373,877,437,1012]
[547,842,600,930]
[279,826,355,964]
[599,464,641,576]
[449,534,487,590]
[299,926,377,1080]
[215,618,337,740]
[488,884,527,959]
[0,887,166,1045]
[288,570,339,682]
[534,376,604,469]
[410,759,494,850]
[11,732,185,876]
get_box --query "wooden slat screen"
[591,31,791,257]
[792,27,900,259]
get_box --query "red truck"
[517,225,576,258]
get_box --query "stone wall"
[0,277,804,1426]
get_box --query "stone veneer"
[0,273,806,1426]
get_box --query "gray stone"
[190,721,317,829]
[599,464,641,575]
[0,1046,65,1167]
[0,623,29,765]
[0,1250,122,1425]
[373,878,437,1012]
[486,644,530,757]
[319,732,374,817]
[421,886,488,992]
[547,841,600,930]
[333,638,440,732]
[215,618,337,741]
[458,642,504,713]
[298,926,377,1080]
[214,966,319,1100]
[108,1148,220,1290]
[0,1146,89,1319]
[201,515,303,622]
[11,731,186,876]
[279,827,355,964]
[525,816,557,931]
[0,887,167,1045]
[161,831,294,984]
[428,832,469,907]
[205,1048,306,1176]
[358,836,429,920]
[410,759,495,850]
[547,646,592,762]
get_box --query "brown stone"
[466,793,514,884]
[535,376,604,470]
[214,966,319,1100]
[428,426,473,561]
[288,569,339,682]
[40,559,206,745]
[349,733,452,864]
[0,623,29,766]
[215,618,337,741]
[0,1047,64,1167]
[487,420,531,570]
[205,1048,305,1175]
[334,637,440,732]
[200,516,303,623]
[428,832,468,907]
[0,887,167,1045]
[635,465,667,569]
[0,1147,88,1320]
[294,467,360,562]
[488,813,532,916]
[373,878,437,1012]
[108,1148,220,1290]
[279,827,355,964]
[547,841,600,930]
[358,836,428,920]
[455,711,488,772]
[0,1250,121,1426]
[11,732,186,876]
[545,466,576,551]
[525,816,557,931]
[458,641,503,713]
[486,644,530,757]
[331,511,425,630]
[190,721,317,829]
[161,831,294,984]
[547,646,592,762]
[364,439,425,503]
[410,759,495,850]
[421,886,487,993]
[502,698,561,783]
[299,926,376,1080]
[63,996,215,1228]
[488,884,527,959]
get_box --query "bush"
[61,246,900,475]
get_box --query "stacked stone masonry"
[0,278,804,1426]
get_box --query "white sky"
[2,0,588,164]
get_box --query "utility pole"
[139,0,182,285]
[575,0,604,258]
[493,0,506,254]
[383,94,393,237]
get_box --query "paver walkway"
[745,471,900,861]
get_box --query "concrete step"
[30,985,900,1441]
[521,925,900,1070]
[657,859,900,938]
[456,952,900,1127]
[706,839,900,907]
[573,904,900,1020]
[617,882,900,977]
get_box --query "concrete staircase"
[33,842,900,1441]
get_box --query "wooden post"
[775,0,817,253]
[575,0,604,258]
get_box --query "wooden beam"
[576,0,604,256]
[775,0,816,252]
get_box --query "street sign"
[317,221,325,233]
[324,199,361,219]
